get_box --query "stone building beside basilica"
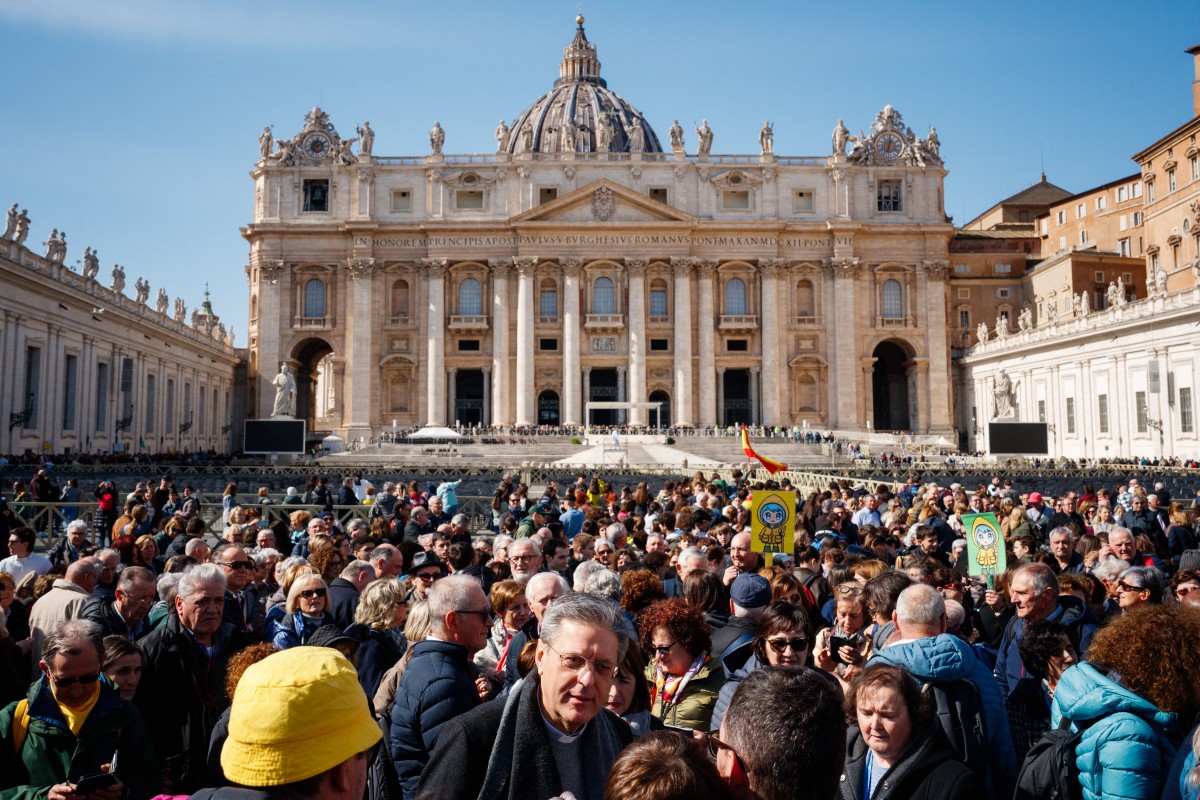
[244,17,956,443]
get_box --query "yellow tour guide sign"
[962,512,1007,579]
[750,489,795,567]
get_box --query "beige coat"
[28,579,91,668]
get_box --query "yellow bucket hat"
[221,647,382,787]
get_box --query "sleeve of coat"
[1085,715,1169,800]
[415,715,480,800]
[418,677,478,755]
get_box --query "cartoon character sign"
[962,512,1007,578]
[750,490,796,563]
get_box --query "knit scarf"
[653,651,706,707]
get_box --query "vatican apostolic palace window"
[303,279,326,318]
[593,277,615,314]
[459,278,482,316]
[881,280,903,318]
[725,278,747,315]
[877,180,902,212]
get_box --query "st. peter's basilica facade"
[244,17,956,443]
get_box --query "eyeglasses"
[1177,585,1199,597]
[509,554,538,562]
[218,560,253,571]
[49,672,100,688]
[765,637,808,653]
[650,640,678,657]
[300,588,327,599]
[700,730,743,763]
[542,638,617,678]
[454,607,493,622]
[413,571,441,582]
[1116,581,1144,593]
[836,584,863,596]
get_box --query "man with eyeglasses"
[407,551,446,603]
[508,538,542,584]
[390,574,490,798]
[421,592,633,800]
[79,565,156,640]
[0,619,160,800]
[212,542,263,635]
[136,563,255,793]
[872,584,1017,798]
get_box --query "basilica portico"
[243,16,956,443]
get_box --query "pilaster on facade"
[626,257,648,425]
[514,256,538,426]
[671,257,695,426]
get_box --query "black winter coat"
[79,595,144,639]
[328,577,361,628]
[840,721,984,800]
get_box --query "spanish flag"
[740,426,787,474]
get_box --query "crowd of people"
[2,468,1200,800]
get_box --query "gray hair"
[177,563,227,600]
[184,539,209,558]
[452,514,470,527]
[894,583,946,628]
[95,548,119,565]
[156,572,182,608]
[341,559,375,581]
[42,619,104,663]
[1048,526,1075,542]
[1013,562,1059,599]
[345,519,368,535]
[605,523,627,547]
[427,574,482,637]
[944,599,966,633]
[1092,556,1130,585]
[572,560,605,593]
[540,591,631,663]
[252,548,281,566]
[509,538,541,558]
[117,566,155,593]
[417,533,434,549]
[1119,565,1166,604]
[65,519,89,534]
[583,568,623,603]
[527,571,570,598]
[275,555,308,582]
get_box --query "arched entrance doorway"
[871,341,912,431]
[454,370,485,426]
[538,390,560,426]
[291,338,334,432]
[648,390,671,429]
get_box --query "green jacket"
[0,675,160,800]
[645,655,726,732]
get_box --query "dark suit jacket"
[328,577,361,628]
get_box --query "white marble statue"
[520,121,534,152]
[495,119,510,152]
[1146,271,1158,297]
[174,297,186,322]
[976,322,989,343]
[993,369,1016,418]
[429,121,444,154]
[43,229,66,263]
[111,264,125,294]
[272,362,297,417]
[1115,277,1127,306]
[1017,306,1032,332]
[696,119,713,155]
[12,208,29,245]
[2,204,16,240]
[669,119,684,152]
[627,116,645,153]
[596,114,613,152]
[560,115,577,152]
[134,277,150,304]
[759,121,773,155]
[1156,269,1168,295]
[1080,290,1090,317]
[156,288,169,314]
[357,120,374,155]
[832,119,849,155]
[82,247,99,279]
[259,126,273,160]
[1072,293,1082,317]
[995,313,1009,339]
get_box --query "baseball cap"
[730,573,771,608]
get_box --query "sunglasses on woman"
[300,588,327,599]
[765,637,808,653]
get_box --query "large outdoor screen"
[989,422,1049,455]
[243,419,306,454]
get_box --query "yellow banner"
[750,489,795,562]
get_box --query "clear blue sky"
[1,0,1196,339]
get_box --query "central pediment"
[509,179,696,225]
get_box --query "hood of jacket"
[1054,662,1177,732]
[872,632,979,682]
[1049,594,1099,628]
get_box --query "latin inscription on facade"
[360,234,849,253]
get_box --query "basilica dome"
[503,17,663,156]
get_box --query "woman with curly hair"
[621,568,666,621]
[348,577,408,698]
[1052,604,1200,800]
[308,543,345,583]
[639,597,726,731]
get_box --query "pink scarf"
[653,651,707,707]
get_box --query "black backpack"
[923,678,990,779]
[1014,718,1086,800]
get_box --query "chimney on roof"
[1189,44,1200,118]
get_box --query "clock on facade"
[874,132,904,162]
[302,133,332,160]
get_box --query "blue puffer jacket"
[872,633,1017,799]
[389,639,481,800]
[262,606,331,650]
[1051,662,1180,800]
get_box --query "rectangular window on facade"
[538,338,558,352]
[727,339,748,352]
[458,339,481,351]
[722,190,750,210]
[456,190,484,209]
[1094,271,1105,283]
[391,190,411,212]
[649,288,668,318]
[1147,182,1156,203]
[997,288,1012,298]
[1098,394,1109,433]
[1040,219,1048,236]
[1059,236,1067,250]
[1169,170,1177,192]
[23,346,41,428]
[1133,182,1143,198]
[1056,210,1066,225]
[1117,186,1127,202]
[1181,387,1195,433]
[953,264,970,274]
[1132,211,1143,226]
[1119,215,1128,231]
[649,187,669,204]
[145,373,155,434]
[302,179,329,212]
[1191,156,1199,181]
[1080,230,1089,245]
[539,288,558,318]
[876,181,902,212]
[1076,203,1086,219]
[1136,391,1148,432]
[793,190,814,212]
[1123,272,1133,284]
[1119,239,1130,256]
[958,310,970,328]
[96,362,109,430]
[1066,397,1076,434]
[63,354,78,431]
[994,263,1011,274]
[650,339,669,351]
[538,187,558,205]
[1038,400,1046,423]
[1096,196,1107,210]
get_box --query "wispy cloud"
[0,0,358,47]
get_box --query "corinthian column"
[696,260,717,427]
[514,257,537,426]
[256,261,284,419]
[347,258,379,438]
[827,258,859,427]
[489,259,510,426]
[923,260,952,434]
[672,257,694,426]
[626,258,647,426]
[759,259,787,426]
[422,259,447,426]
[561,258,582,426]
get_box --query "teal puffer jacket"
[1051,662,1180,800]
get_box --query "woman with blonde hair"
[132,534,160,577]
[264,572,332,649]
[349,577,408,698]
[373,600,433,717]
[265,559,317,614]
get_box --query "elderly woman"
[841,663,983,800]
[348,577,409,699]
[710,600,817,730]
[814,584,872,676]
[264,573,333,649]
[474,579,531,672]
[638,597,726,731]
[1052,604,1200,800]
[1116,565,1167,610]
